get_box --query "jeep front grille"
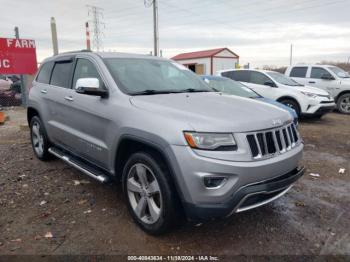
[246,123,300,159]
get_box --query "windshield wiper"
[132,89,180,96]
[178,88,213,93]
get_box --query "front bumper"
[302,100,335,116]
[302,104,335,116]
[166,143,304,220]
[183,166,304,220]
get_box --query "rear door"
[32,61,55,134]
[45,57,76,148]
[308,67,339,97]
[288,66,308,85]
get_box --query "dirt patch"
[0,109,349,256]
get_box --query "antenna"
[87,5,105,51]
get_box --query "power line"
[103,0,348,45]
[87,5,105,51]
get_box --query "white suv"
[217,69,335,118]
[285,65,350,114]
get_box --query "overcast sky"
[1,0,349,67]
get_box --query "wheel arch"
[276,96,301,111]
[27,107,40,126]
[114,135,185,203]
[335,90,350,102]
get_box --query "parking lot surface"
[0,108,349,256]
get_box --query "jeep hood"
[130,93,292,133]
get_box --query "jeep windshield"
[104,58,214,95]
[267,71,303,86]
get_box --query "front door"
[61,58,112,169]
[308,67,339,97]
[246,71,279,100]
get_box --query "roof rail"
[56,49,92,55]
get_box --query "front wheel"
[279,99,301,117]
[337,93,350,114]
[122,152,180,235]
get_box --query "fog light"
[203,177,227,188]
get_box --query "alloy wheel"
[32,121,44,156]
[127,163,162,224]
[340,96,350,113]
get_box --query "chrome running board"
[48,147,109,183]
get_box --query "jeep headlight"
[184,132,237,150]
[301,91,318,98]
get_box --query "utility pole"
[14,27,27,107]
[87,5,105,51]
[290,44,293,66]
[153,0,159,56]
[50,17,59,55]
[145,0,159,56]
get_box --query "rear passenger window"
[50,61,74,88]
[250,72,271,85]
[36,62,54,84]
[225,70,250,82]
[290,67,307,78]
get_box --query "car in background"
[201,75,298,124]
[217,69,335,118]
[6,74,20,83]
[285,65,350,114]
[0,75,21,106]
[0,75,12,90]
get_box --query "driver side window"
[250,72,274,86]
[72,59,104,89]
[310,67,332,79]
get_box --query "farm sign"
[0,38,37,74]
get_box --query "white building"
[171,47,239,75]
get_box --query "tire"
[30,116,52,161]
[279,99,301,117]
[122,151,181,235]
[337,93,350,114]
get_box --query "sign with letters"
[0,37,37,74]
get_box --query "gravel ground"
[0,108,349,258]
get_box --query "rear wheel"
[122,152,180,235]
[30,116,51,161]
[337,93,350,114]
[279,99,301,117]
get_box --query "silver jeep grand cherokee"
[27,51,304,234]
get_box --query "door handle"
[41,89,47,94]
[308,81,316,84]
[64,96,74,102]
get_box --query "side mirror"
[264,81,276,87]
[75,78,108,98]
[321,73,334,80]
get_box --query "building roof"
[172,47,239,60]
